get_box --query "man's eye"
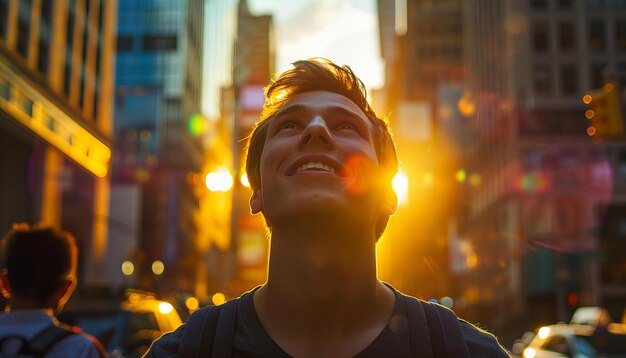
[337,123,357,131]
[280,122,298,130]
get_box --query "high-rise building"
[375,0,465,300]
[377,0,626,342]
[461,0,626,334]
[113,0,205,295]
[225,0,274,296]
[0,0,117,285]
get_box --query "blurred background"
[1,0,626,355]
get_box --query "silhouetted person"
[146,58,510,357]
[0,223,106,357]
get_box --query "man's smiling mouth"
[296,161,336,174]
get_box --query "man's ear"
[250,189,263,214]
[0,270,11,299]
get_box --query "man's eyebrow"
[274,103,365,119]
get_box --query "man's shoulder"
[53,328,106,358]
[459,320,511,357]
[144,321,186,358]
[145,301,235,358]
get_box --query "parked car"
[59,292,183,358]
[522,323,626,358]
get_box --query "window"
[586,0,604,9]
[64,0,76,97]
[611,0,626,8]
[117,36,133,52]
[164,97,180,122]
[560,64,578,95]
[589,20,606,52]
[531,0,549,10]
[590,63,606,88]
[559,21,576,52]
[615,18,626,52]
[142,35,177,51]
[78,0,91,110]
[0,0,8,40]
[533,64,553,94]
[38,0,52,75]
[533,21,550,53]
[16,0,32,58]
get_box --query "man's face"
[250,91,394,229]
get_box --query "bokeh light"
[158,301,174,314]
[455,169,466,183]
[212,292,226,306]
[152,260,165,275]
[240,172,250,188]
[187,113,206,136]
[121,261,134,276]
[206,169,233,192]
[185,297,200,312]
[537,326,550,339]
[392,170,409,205]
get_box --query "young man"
[146,58,510,357]
[0,224,106,357]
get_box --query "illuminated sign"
[0,59,110,178]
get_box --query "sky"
[203,0,383,119]
[249,0,383,89]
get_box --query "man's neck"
[253,224,395,357]
[7,300,55,315]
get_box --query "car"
[59,291,183,358]
[522,323,626,358]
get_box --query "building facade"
[375,0,465,300]
[225,0,274,296]
[462,0,626,336]
[377,0,626,343]
[0,0,117,285]
[113,0,205,295]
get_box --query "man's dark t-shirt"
[146,286,510,357]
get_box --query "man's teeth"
[296,162,335,173]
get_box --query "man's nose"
[298,116,334,147]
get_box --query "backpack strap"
[24,324,76,356]
[211,299,239,357]
[403,295,434,358]
[178,304,223,358]
[178,299,239,358]
[422,300,471,358]
[422,301,448,357]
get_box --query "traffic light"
[583,82,625,139]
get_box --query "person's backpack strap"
[421,300,471,358]
[178,299,239,358]
[211,299,239,357]
[178,304,222,358]
[24,324,75,356]
[403,295,434,358]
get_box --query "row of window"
[0,0,106,123]
[532,18,626,53]
[117,35,178,52]
[533,63,577,95]
[532,62,617,95]
[532,0,626,10]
